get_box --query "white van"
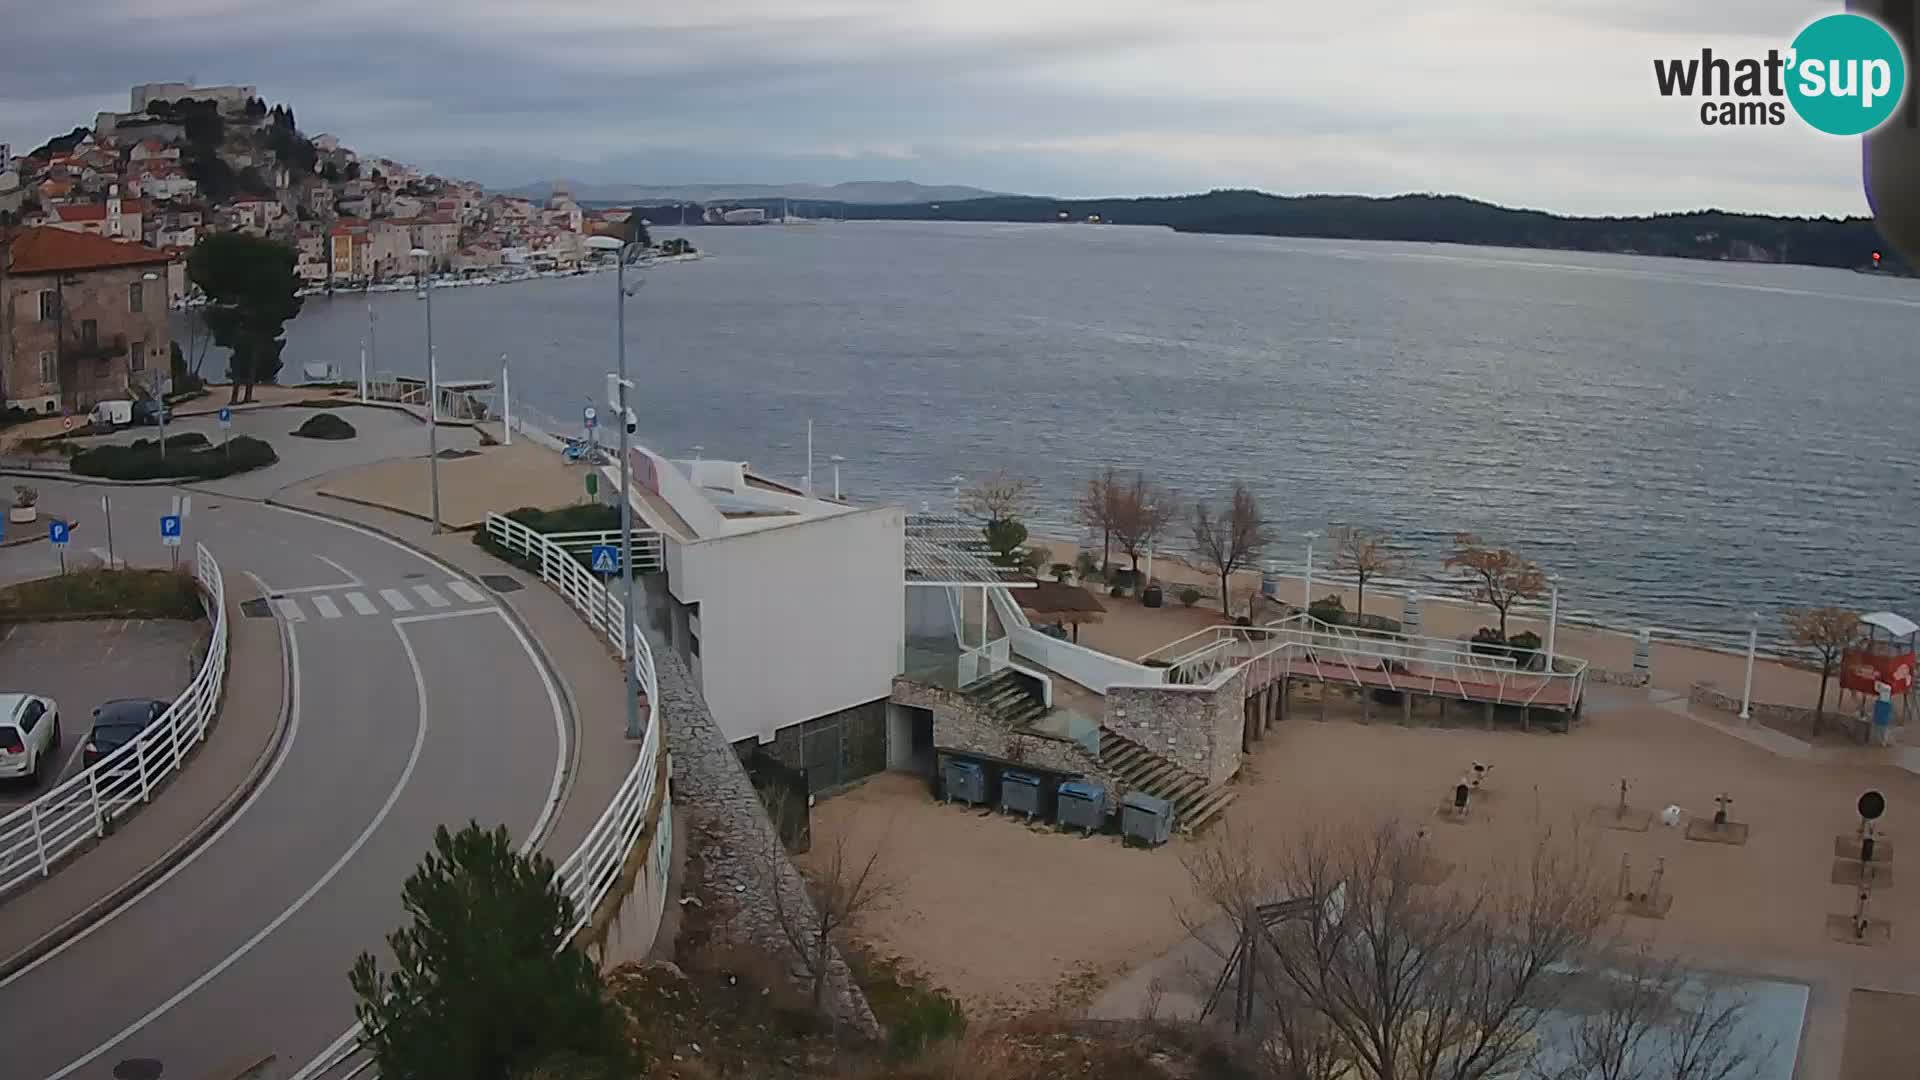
[88,399,133,430]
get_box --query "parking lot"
[0,619,206,808]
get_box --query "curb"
[0,579,293,982]
[261,492,583,851]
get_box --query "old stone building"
[0,227,174,413]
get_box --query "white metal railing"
[1139,615,1589,710]
[991,586,1165,693]
[482,511,667,937]
[0,542,228,900]
[539,529,664,574]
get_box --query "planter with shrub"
[71,435,279,481]
[1049,562,1074,584]
[9,485,37,525]
[292,413,358,440]
[1109,584,1127,599]
[1307,594,1347,626]
[1073,551,1099,581]
[1179,586,1201,607]
[1141,584,1164,608]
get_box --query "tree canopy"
[187,233,303,403]
[350,822,629,1080]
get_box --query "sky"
[0,0,1882,216]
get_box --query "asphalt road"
[0,480,566,1080]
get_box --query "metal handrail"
[0,543,228,900]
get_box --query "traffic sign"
[160,514,183,547]
[61,417,72,432]
[48,520,69,546]
[218,407,233,429]
[589,545,619,575]
[583,406,598,431]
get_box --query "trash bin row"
[938,753,1174,847]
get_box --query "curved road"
[0,481,567,1080]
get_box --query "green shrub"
[1073,551,1099,580]
[889,992,968,1057]
[72,434,277,480]
[1049,562,1073,583]
[1507,630,1543,668]
[292,412,357,440]
[1179,586,1201,607]
[1109,584,1127,598]
[1307,594,1346,625]
[0,568,203,620]
[165,432,210,450]
[1469,627,1508,656]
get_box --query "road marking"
[378,588,414,612]
[272,598,305,622]
[89,547,123,569]
[344,591,378,616]
[47,618,431,1080]
[411,583,450,608]
[446,579,486,604]
[310,595,342,620]
[314,554,361,585]
[392,606,501,625]
[0,570,303,991]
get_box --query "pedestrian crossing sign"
[590,545,619,575]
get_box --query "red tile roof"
[52,199,148,223]
[5,226,173,274]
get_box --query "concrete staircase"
[968,669,1049,729]
[1098,729,1236,834]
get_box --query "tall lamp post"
[410,249,441,533]
[1739,612,1760,722]
[1545,574,1560,672]
[1302,530,1320,614]
[587,234,647,740]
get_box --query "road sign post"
[590,544,619,576]
[100,493,114,569]
[218,406,232,456]
[161,514,182,569]
[49,519,69,575]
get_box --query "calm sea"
[257,221,1920,640]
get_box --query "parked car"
[0,693,61,782]
[83,698,168,769]
[87,399,134,432]
[132,398,171,427]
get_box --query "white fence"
[0,542,228,900]
[991,586,1165,694]
[482,512,668,938]
[539,529,665,575]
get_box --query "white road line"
[272,598,305,622]
[446,579,486,604]
[411,583,450,608]
[89,547,122,569]
[344,591,378,616]
[310,595,342,620]
[48,619,431,1080]
[314,554,361,585]
[378,588,414,612]
[1,570,302,990]
[391,607,501,625]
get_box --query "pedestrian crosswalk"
[269,581,493,622]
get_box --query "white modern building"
[604,444,905,788]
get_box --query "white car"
[0,694,61,782]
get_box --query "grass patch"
[0,568,204,621]
[295,397,359,409]
[845,945,969,1059]
[292,413,357,440]
[72,435,277,481]
[471,504,626,573]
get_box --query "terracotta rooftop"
[4,226,173,274]
[52,200,148,222]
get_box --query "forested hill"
[828,191,1901,272]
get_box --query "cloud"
[0,0,1875,215]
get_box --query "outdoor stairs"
[1097,729,1236,834]
[969,669,1050,729]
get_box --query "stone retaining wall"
[1589,667,1650,688]
[892,677,1117,791]
[656,631,880,1037]
[1687,680,1816,727]
[1104,666,1245,786]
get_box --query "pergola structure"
[904,516,1032,685]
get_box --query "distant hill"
[506,179,1008,205]
[829,190,1904,273]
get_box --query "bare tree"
[1110,471,1178,580]
[1445,534,1548,639]
[959,469,1030,524]
[1075,466,1122,573]
[1331,526,1407,620]
[763,795,898,1018]
[1191,482,1269,618]
[1554,947,1764,1080]
[1181,818,1617,1080]
[1782,606,1859,734]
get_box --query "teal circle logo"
[1787,13,1907,136]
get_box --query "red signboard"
[1841,648,1916,695]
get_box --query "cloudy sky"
[0,0,1878,216]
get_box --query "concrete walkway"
[0,578,286,977]
[314,439,584,529]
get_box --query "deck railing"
[0,543,227,900]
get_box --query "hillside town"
[0,82,653,416]
[0,82,636,296]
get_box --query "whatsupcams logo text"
[1653,12,1909,135]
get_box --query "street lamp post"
[410,249,441,533]
[1303,531,1319,613]
[830,454,845,501]
[1546,574,1560,672]
[1143,504,1157,585]
[142,272,167,458]
[948,475,966,518]
[588,234,646,740]
[1739,612,1760,721]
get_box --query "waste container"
[1001,769,1044,820]
[942,757,987,808]
[1120,791,1175,847]
[1057,780,1106,834]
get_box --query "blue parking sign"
[48,520,69,546]
[218,407,233,428]
[160,514,183,547]
[589,545,619,575]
